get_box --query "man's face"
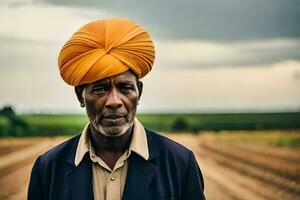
[77,71,142,137]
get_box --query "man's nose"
[105,88,122,109]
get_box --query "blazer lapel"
[64,139,93,200]
[122,130,159,200]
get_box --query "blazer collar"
[122,129,159,200]
[64,136,93,200]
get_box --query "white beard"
[92,120,134,137]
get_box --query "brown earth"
[0,133,299,200]
[0,137,67,200]
[168,133,300,200]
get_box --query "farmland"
[168,131,300,200]
[0,130,299,200]
[1,112,300,136]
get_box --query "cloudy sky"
[1,0,300,113]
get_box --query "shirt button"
[110,177,116,181]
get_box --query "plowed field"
[0,131,299,200]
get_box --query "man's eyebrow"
[88,82,107,89]
[93,80,108,86]
[118,80,135,84]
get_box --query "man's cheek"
[86,106,98,121]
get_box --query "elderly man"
[28,18,205,200]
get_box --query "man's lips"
[101,114,126,125]
[103,114,123,119]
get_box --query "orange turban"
[58,18,155,86]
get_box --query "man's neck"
[89,124,133,169]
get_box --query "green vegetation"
[0,111,300,137]
[209,131,300,148]
[0,106,29,136]
[138,112,300,132]
[274,135,300,148]
[20,114,89,136]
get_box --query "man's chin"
[95,123,133,137]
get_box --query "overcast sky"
[1,0,300,113]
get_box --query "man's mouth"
[101,114,126,125]
[103,114,123,119]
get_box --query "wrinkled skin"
[75,70,143,137]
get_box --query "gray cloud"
[155,39,300,69]
[45,0,300,40]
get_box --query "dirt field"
[0,132,299,200]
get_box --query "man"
[28,18,205,200]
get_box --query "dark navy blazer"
[28,128,206,200]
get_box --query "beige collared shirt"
[74,118,149,200]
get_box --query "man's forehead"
[90,71,137,85]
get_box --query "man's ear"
[137,81,143,100]
[74,85,85,105]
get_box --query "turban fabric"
[58,18,155,86]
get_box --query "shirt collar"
[74,118,149,166]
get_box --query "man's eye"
[93,87,106,93]
[123,86,132,90]
[120,85,133,91]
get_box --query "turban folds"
[58,18,155,86]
